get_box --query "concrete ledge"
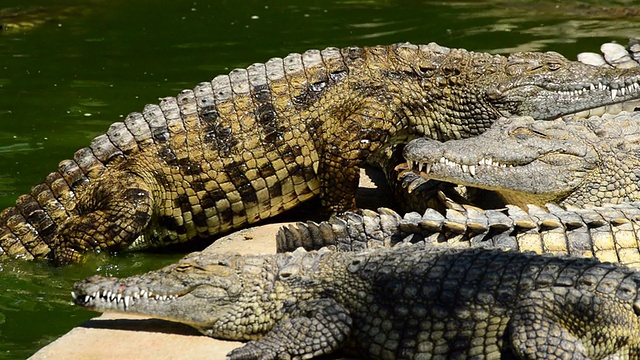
[31,313,242,360]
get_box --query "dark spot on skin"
[280,144,298,165]
[158,146,179,166]
[292,77,329,110]
[37,223,57,243]
[152,127,170,142]
[192,211,208,228]
[160,215,187,235]
[442,66,461,76]
[329,70,347,82]
[200,192,217,209]
[192,180,205,192]
[124,188,149,202]
[219,206,233,224]
[198,104,238,156]
[268,181,282,198]
[263,128,284,144]
[178,158,203,176]
[256,103,277,126]
[175,194,191,213]
[343,47,363,61]
[258,162,276,178]
[204,124,238,157]
[135,210,150,225]
[252,84,271,103]
[199,105,219,125]
[224,161,258,205]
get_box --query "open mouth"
[405,156,524,178]
[72,287,181,311]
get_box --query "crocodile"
[72,243,640,359]
[401,111,640,209]
[277,201,640,268]
[4,42,640,264]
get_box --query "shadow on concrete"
[80,317,202,336]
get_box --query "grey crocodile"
[402,111,640,208]
[72,243,640,359]
[5,42,640,264]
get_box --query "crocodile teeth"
[124,295,131,309]
[612,88,617,100]
[469,165,476,176]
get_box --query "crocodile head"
[398,44,640,138]
[485,51,640,119]
[72,251,274,341]
[403,113,640,207]
[72,248,325,341]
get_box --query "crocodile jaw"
[488,51,640,119]
[72,276,238,331]
[492,83,640,119]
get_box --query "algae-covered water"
[0,0,638,358]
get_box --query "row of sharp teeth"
[71,289,178,309]
[573,100,640,119]
[407,157,514,176]
[558,81,640,101]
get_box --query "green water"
[0,0,638,358]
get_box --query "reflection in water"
[447,0,640,52]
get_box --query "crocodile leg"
[508,287,640,359]
[226,298,352,360]
[52,172,153,263]
[317,96,393,213]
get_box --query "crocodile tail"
[0,151,107,260]
[276,208,404,253]
[0,97,179,260]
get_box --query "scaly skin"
[4,42,640,264]
[277,202,640,268]
[73,244,640,359]
[402,111,640,208]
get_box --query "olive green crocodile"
[4,42,640,264]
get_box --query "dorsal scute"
[73,147,104,180]
[211,75,233,103]
[159,96,185,136]
[247,63,268,88]
[90,134,123,163]
[229,68,251,95]
[142,103,170,143]
[176,89,197,117]
[124,111,153,147]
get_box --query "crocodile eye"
[546,62,561,71]
[176,263,193,272]
[511,127,548,139]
